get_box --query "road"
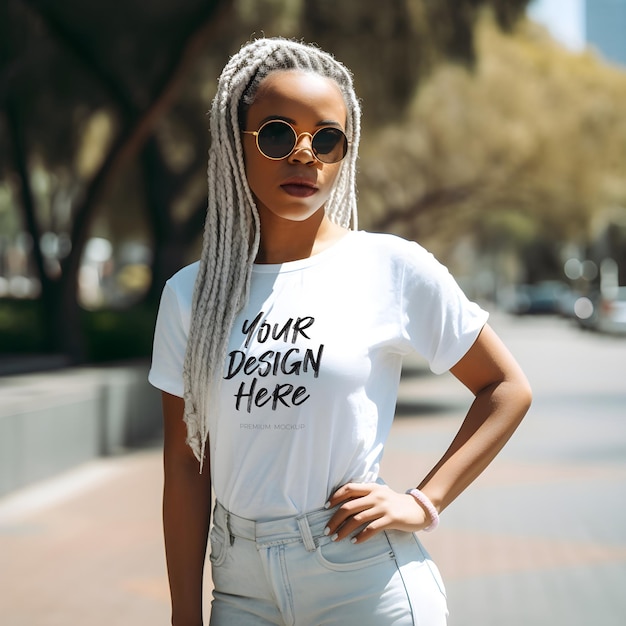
[0,313,624,625]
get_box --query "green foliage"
[81,303,158,362]
[299,0,530,123]
[0,299,46,353]
[0,298,156,361]
[1,0,227,361]
[358,11,626,256]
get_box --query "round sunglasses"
[242,119,349,164]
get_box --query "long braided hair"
[182,38,362,468]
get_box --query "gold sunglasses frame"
[242,119,349,164]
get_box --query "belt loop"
[225,511,235,545]
[297,514,316,552]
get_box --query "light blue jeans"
[209,501,448,625]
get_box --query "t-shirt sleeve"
[148,281,188,397]
[400,241,489,374]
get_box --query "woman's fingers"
[324,483,379,539]
[324,483,428,543]
[325,482,372,508]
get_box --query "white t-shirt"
[149,231,488,520]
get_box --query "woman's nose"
[288,132,316,164]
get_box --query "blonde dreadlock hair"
[182,37,362,468]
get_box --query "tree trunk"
[6,0,230,361]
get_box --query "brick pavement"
[3,423,625,625]
[0,450,170,626]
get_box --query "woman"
[149,37,532,626]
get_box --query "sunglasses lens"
[257,121,296,159]
[312,128,348,164]
[254,121,348,163]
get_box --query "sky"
[527,0,586,50]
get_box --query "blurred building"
[586,0,626,66]
[529,0,626,66]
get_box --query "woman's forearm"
[161,392,212,626]
[324,328,532,544]
[418,324,532,513]
[417,376,531,512]
[163,460,212,626]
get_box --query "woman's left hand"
[324,482,430,544]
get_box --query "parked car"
[573,293,599,330]
[574,287,626,335]
[508,281,570,315]
[596,287,626,335]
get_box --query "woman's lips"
[280,178,318,197]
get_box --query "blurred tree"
[300,0,530,123]
[1,0,231,358]
[1,0,532,361]
[358,11,626,283]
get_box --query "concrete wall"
[0,361,162,497]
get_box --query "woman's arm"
[416,323,532,509]
[162,392,212,626]
[325,324,532,542]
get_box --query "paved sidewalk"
[1,315,625,625]
[0,449,170,626]
[3,426,625,625]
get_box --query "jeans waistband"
[213,501,335,552]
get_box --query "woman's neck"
[255,208,348,264]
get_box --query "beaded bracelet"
[406,488,440,532]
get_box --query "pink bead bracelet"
[406,488,440,532]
